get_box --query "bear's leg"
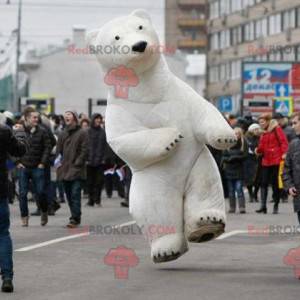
[130,171,188,263]
[184,146,226,243]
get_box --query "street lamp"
[14,0,22,112]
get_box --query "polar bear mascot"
[87,9,236,263]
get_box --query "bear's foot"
[185,209,225,243]
[151,233,188,264]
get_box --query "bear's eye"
[115,35,120,40]
[138,25,143,30]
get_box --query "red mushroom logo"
[104,245,139,279]
[283,247,300,279]
[104,65,139,99]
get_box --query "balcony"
[177,18,206,27]
[177,38,207,49]
[177,0,207,8]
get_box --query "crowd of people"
[0,107,300,293]
[215,112,300,221]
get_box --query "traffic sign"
[275,83,290,97]
[217,96,233,112]
[273,97,294,117]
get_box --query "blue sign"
[274,97,293,117]
[217,96,232,112]
[275,83,290,97]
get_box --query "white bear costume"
[88,10,236,263]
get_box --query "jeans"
[18,167,47,217]
[63,180,82,224]
[0,199,13,280]
[227,179,245,211]
[297,212,300,225]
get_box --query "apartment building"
[165,0,207,53]
[207,0,300,115]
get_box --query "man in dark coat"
[86,113,106,206]
[56,111,88,228]
[0,121,27,293]
[16,111,52,227]
[283,112,300,224]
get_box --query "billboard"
[242,62,300,116]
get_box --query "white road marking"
[115,220,136,228]
[217,230,248,240]
[15,220,136,252]
[15,220,247,252]
[15,232,90,252]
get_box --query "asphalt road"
[2,194,300,300]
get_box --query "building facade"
[165,0,207,53]
[207,0,300,114]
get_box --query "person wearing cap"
[283,112,300,225]
[244,123,262,202]
[255,113,288,214]
[56,111,88,228]
[86,113,106,207]
[273,112,297,143]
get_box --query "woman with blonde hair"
[222,127,248,214]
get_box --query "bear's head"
[87,9,161,75]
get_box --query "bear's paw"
[151,233,188,263]
[212,137,237,150]
[186,209,226,243]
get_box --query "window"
[269,13,282,35]
[220,30,230,49]
[210,33,220,50]
[220,0,230,16]
[255,18,268,38]
[231,0,242,13]
[231,26,243,45]
[274,51,282,61]
[283,9,296,30]
[231,60,241,79]
[220,64,226,81]
[282,46,295,61]
[209,66,219,83]
[210,1,220,20]
[260,54,268,61]
[244,21,255,41]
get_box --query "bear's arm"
[105,104,182,171]
[190,96,236,150]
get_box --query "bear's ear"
[86,29,99,46]
[130,9,152,23]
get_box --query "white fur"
[88,10,236,263]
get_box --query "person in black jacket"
[244,124,261,202]
[222,127,248,214]
[283,112,300,225]
[86,114,106,206]
[0,122,27,293]
[16,110,51,227]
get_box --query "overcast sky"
[0,0,165,48]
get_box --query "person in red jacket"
[255,113,288,214]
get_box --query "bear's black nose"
[132,41,148,53]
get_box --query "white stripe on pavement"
[15,220,136,252]
[217,230,248,240]
[15,221,247,252]
[115,220,136,228]
[15,232,90,252]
